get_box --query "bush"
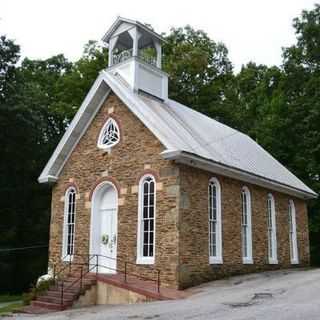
[22,278,55,305]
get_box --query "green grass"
[0,302,23,315]
[0,295,21,303]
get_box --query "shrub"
[22,278,55,305]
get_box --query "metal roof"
[38,70,317,199]
[102,16,165,44]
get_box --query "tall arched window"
[267,194,278,264]
[241,187,253,264]
[62,187,77,261]
[137,175,156,264]
[208,178,223,264]
[288,200,299,264]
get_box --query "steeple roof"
[102,16,165,44]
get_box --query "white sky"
[0,0,317,72]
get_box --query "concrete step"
[31,300,69,311]
[46,290,77,299]
[37,295,74,305]
[50,284,82,293]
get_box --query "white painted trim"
[89,180,119,273]
[56,89,111,178]
[161,150,317,200]
[102,16,165,44]
[136,257,155,265]
[136,174,156,265]
[268,258,279,265]
[38,175,58,184]
[97,117,120,150]
[242,258,254,264]
[39,71,176,183]
[289,200,299,265]
[208,177,223,265]
[38,73,110,183]
[209,257,223,264]
[62,186,77,262]
[267,194,278,264]
[241,186,253,264]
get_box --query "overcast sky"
[1,0,317,72]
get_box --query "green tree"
[163,26,238,127]
[281,4,320,264]
[0,35,20,102]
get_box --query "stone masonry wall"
[178,164,310,288]
[49,93,180,288]
[48,91,310,291]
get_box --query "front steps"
[21,273,97,313]
[21,272,187,314]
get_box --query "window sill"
[209,257,223,264]
[62,255,73,262]
[268,258,278,265]
[291,259,299,265]
[136,257,155,265]
[242,257,253,264]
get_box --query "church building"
[38,17,316,298]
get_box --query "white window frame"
[97,117,120,150]
[62,187,77,261]
[208,178,223,264]
[288,200,299,264]
[267,194,278,264]
[241,186,253,264]
[136,174,156,265]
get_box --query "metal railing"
[111,48,157,67]
[51,253,161,307]
[112,49,133,65]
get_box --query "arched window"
[137,175,156,264]
[267,194,278,264]
[62,187,77,260]
[288,200,299,264]
[208,178,223,264]
[241,187,253,264]
[97,118,120,149]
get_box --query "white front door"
[99,205,117,273]
[90,182,118,274]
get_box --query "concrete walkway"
[7,268,320,320]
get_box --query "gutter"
[162,150,318,200]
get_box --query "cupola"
[102,17,168,101]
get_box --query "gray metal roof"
[38,70,317,199]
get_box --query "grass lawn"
[0,295,21,303]
[0,302,23,314]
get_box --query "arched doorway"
[90,181,118,273]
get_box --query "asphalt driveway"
[8,268,320,320]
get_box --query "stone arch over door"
[90,181,118,273]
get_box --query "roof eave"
[162,150,318,200]
[38,175,58,184]
[102,16,166,44]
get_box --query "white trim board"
[162,150,317,200]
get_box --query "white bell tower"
[102,17,168,101]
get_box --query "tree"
[0,35,20,102]
[280,4,320,264]
[163,26,238,127]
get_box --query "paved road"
[9,268,320,320]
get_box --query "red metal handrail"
[54,253,161,306]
